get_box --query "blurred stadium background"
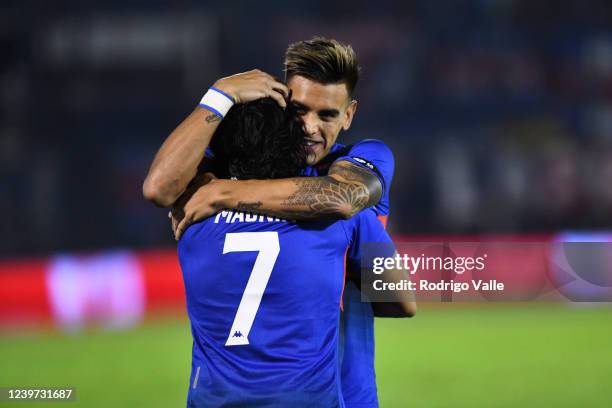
[1,0,612,407]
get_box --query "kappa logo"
[232,331,243,338]
[352,157,375,170]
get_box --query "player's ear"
[342,99,358,131]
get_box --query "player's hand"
[169,172,216,234]
[171,173,222,240]
[213,69,289,108]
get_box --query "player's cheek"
[326,122,341,144]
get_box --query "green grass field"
[2,304,611,407]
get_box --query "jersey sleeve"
[345,209,396,278]
[333,139,394,200]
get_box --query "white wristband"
[199,87,235,118]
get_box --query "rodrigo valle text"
[373,279,505,293]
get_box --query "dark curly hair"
[209,98,308,180]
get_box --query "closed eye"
[319,110,339,121]
[290,102,308,115]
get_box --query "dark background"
[2,0,612,257]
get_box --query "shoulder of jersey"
[351,139,393,158]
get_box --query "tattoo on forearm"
[205,114,221,124]
[328,163,370,183]
[329,161,382,208]
[236,201,263,211]
[277,161,382,219]
[280,176,370,218]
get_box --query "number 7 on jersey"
[223,232,280,346]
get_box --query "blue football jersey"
[302,139,394,221]
[303,139,395,408]
[178,209,392,408]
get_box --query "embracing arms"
[143,70,289,207]
[172,159,382,239]
[143,108,222,207]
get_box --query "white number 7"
[223,231,280,346]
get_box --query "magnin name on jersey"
[214,210,287,224]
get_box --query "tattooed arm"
[276,161,382,219]
[172,160,383,239]
[143,69,289,207]
[143,107,222,207]
[228,160,381,220]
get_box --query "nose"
[302,113,319,137]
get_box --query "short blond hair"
[284,37,360,97]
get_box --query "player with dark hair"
[208,98,307,180]
[144,37,403,407]
[176,98,413,407]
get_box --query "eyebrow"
[290,101,340,117]
[319,109,340,117]
[290,101,309,110]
